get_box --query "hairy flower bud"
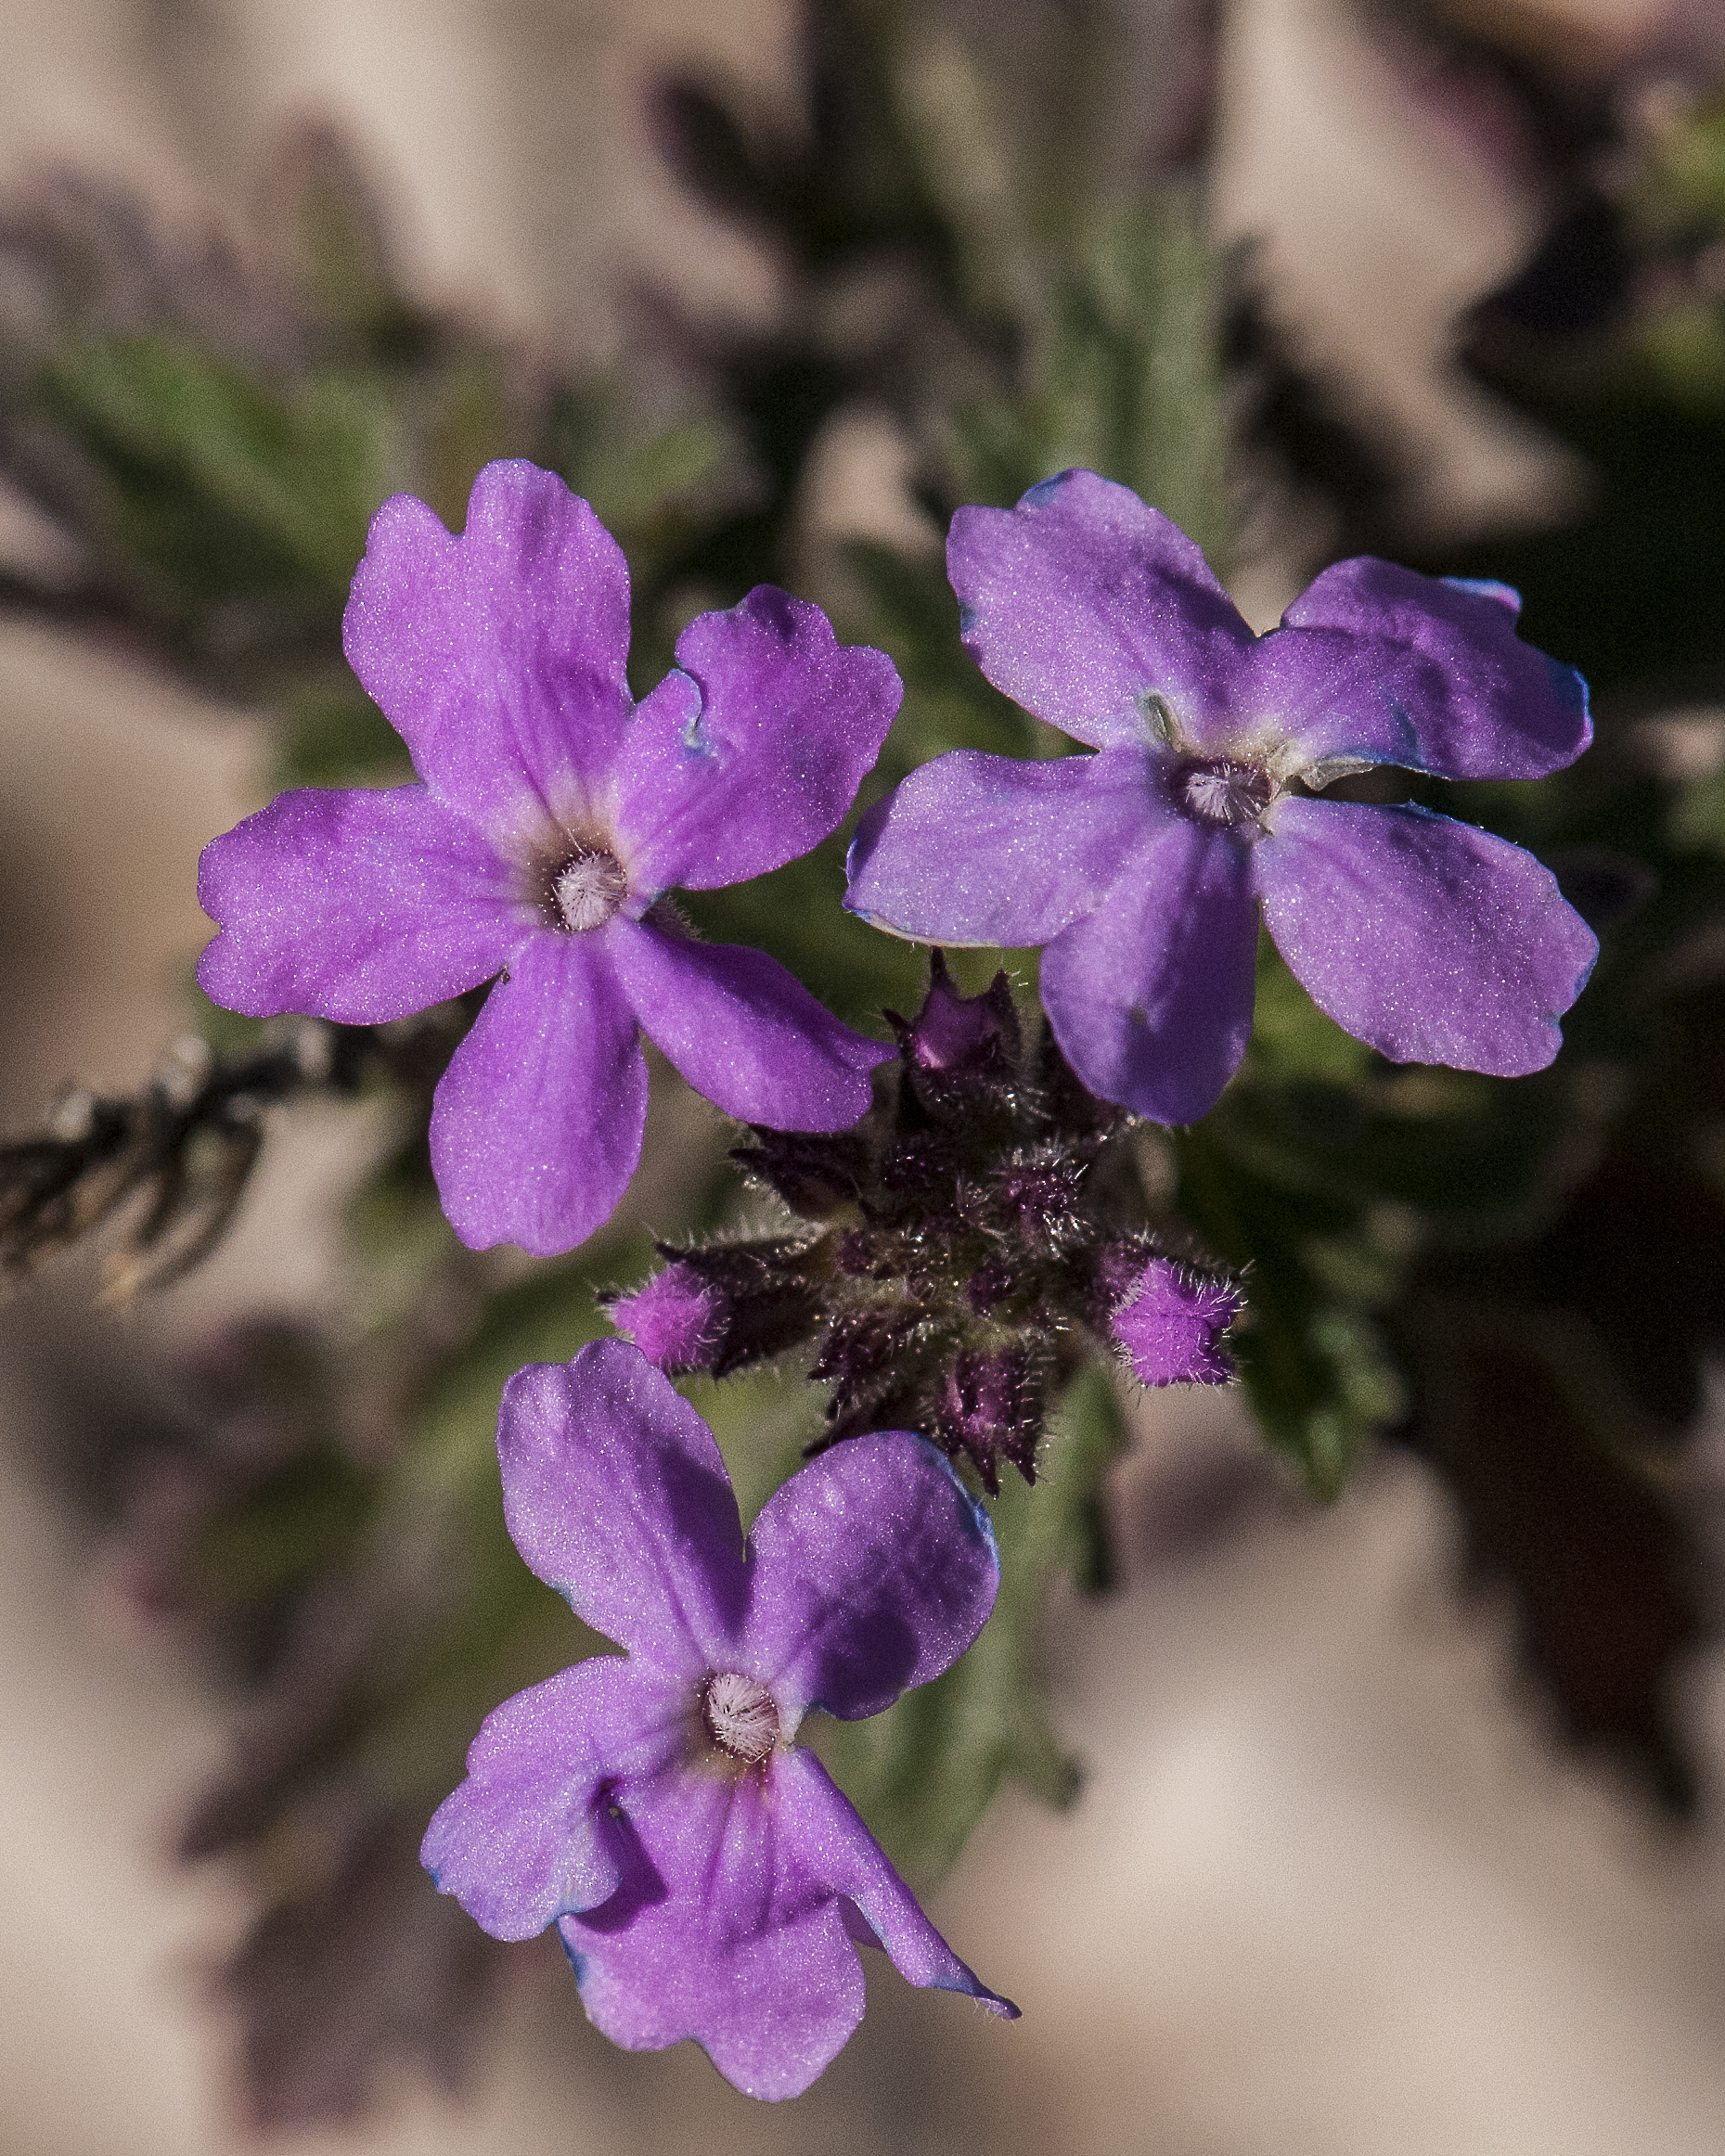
[933,1346,1044,1493]
[606,1262,727,1373]
[1109,1258,1242,1386]
[892,951,1020,1078]
[610,956,1246,1493]
[979,1145,1087,1248]
[812,1300,928,1433]
[732,1128,871,1220]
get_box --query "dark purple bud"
[811,1300,925,1419]
[835,1228,888,1278]
[1110,1259,1242,1386]
[983,1145,1087,1246]
[878,1130,959,1200]
[732,1127,870,1219]
[892,951,1021,1078]
[1038,1024,1126,1138]
[966,1253,1020,1315]
[934,1346,1043,1495]
[606,1261,726,1373]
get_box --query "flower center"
[1176,757,1276,832]
[551,847,628,933]
[701,1671,780,1764]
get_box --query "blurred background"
[4,0,1725,2151]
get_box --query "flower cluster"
[192,457,1596,2098]
[608,953,1243,1492]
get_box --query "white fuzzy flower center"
[701,1672,780,1764]
[1178,757,1276,831]
[552,848,629,932]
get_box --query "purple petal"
[341,462,635,841]
[946,470,1255,751]
[612,587,901,895]
[1111,1261,1242,1385]
[845,746,1157,946]
[496,1341,749,1670]
[197,785,521,1021]
[429,930,647,1255]
[610,920,888,1131]
[1266,558,1591,780]
[1255,797,1598,1072]
[559,1768,867,2100]
[1039,818,1260,1122]
[773,1749,1017,2016]
[741,1431,999,1723]
[559,1745,1012,2099]
[420,1659,689,1940]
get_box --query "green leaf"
[948,201,1229,561]
[41,334,387,595]
[1177,1097,1405,1498]
[273,681,413,789]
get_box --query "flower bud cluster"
[607,956,1242,1492]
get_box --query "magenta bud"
[903,953,1019,1075]
[608,1262,726,1374]
[1110,1260,1242,1386]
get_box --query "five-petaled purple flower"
[845,469,1599,1124]
[421,1339,1017,2098]
[198,460,899,1254]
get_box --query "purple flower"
[845,470,1599,1123]
[420,1339,1016,2098]
[198,461,899,1254]
[1108,1257,1242,1385]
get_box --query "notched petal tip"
[915,1430,1001,1568]
[1257,799,1600,1077]
[1020,468,1080,507]
[1275,557,1592,781]
[1441,574,1522,617]
[611,587,900,896]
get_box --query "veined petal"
[612,587,901,895]
[1255,797,1598,1073]
[420,1658,689,1941]
[845,746,1156,947]
[740,1432,998,1724]
[1265,558,1591,780]
[341,462,635,842]
[947,470,1256,751]
[611,920,888,1131]
[1039,820,1259,1123]
[774,1749,1017,2016]
[197,785,521,1021]
[559,1768,867,2101]
[429,930,646,1256]
[496,1341,750,1671]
